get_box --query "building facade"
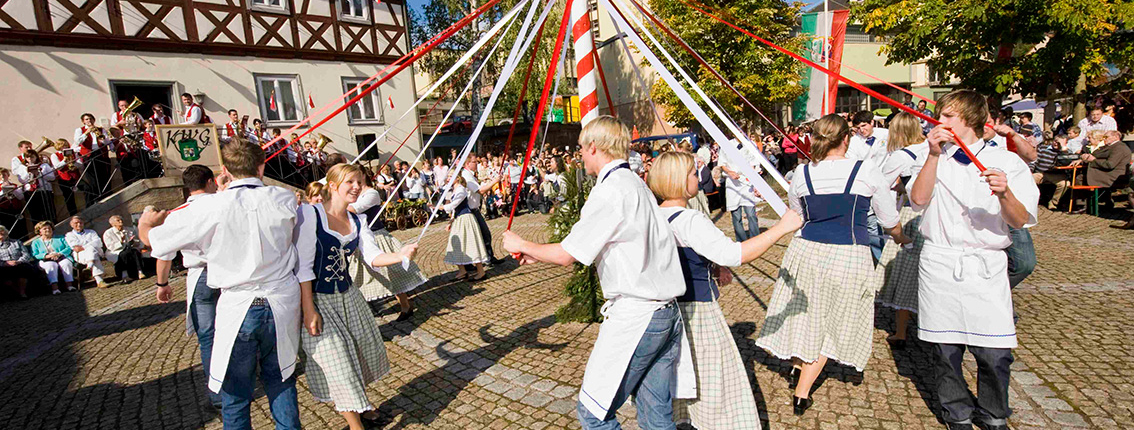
[0,0,420,165]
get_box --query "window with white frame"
[340,0,368,21]
[250,0,288,13]
[256,74,306,126]
[341,77,384,125]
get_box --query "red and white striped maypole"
[570,0,600,126]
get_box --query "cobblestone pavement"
[0,206,1131,429]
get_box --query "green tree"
[645,0,808,131]
[853,0,1134,122]
[410,0,575,121]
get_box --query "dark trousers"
[934,343,1013,426]
[464,208,497,271]
[56,178,81,216]
[111,247,144,279]
[26,190,56,224]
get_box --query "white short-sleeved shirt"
[461,169,482,209]
[148,177,299,290]
[658,207,742,267]
[294,203,384,283]
[507,164,523,184]
[1077,115,1118,140]
[848,128,890,169]
[788,158,901,230]
[719,140,761,211]
[152,193,209,268]
[560,160,684,303]
[907,140,1040,250]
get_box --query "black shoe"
[947,423,974,430]
[490,257,508,266]
[788,367,800,389]
[975,422,1008,430]
[361,411,392,428]
[395,309,414,322]
[792,395,812,416]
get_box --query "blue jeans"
[189,269,222,407]
[934,343,1013,426]
[1005,227,1035,288]
[730,205,759,242]
[220,304,301,430]
[577,304,682,430]
[866,212,885,265]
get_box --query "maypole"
[570,0,600,127]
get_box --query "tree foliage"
[852,0,1134,100]
[547,165,603,323]
[645,0,808,130]
[409,0,575,120]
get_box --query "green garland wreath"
[548,165,603,323]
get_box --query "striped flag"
[793,10,849,122]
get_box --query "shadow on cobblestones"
[0,301,214,429]
[376,316,567,429]
[874,305,946,425]
[731,322,772,429]
[374,278,489,340]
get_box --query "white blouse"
[294,203,385,284]
[658,207,742,267]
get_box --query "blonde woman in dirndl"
[755,115,910,415]
[442,172,488,280]
[646,151,804,430]
[296,164,420,430]
[348,167,428,321]
[875,112,930,347]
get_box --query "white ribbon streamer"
[347,0,531,166]
[414,0,559,242]
[600,0,787,215]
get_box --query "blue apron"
[799,160,871,245]
[666,211,719,302]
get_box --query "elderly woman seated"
[102,214,148,283]
[29,221,77,294]
[0,225,38,299]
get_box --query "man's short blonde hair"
[647,151,695,201]
[935,89,989,133]
[221,140,265,178]
[578,116,630,160]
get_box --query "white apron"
[917,242,1017,348]
[578,297,696,420]
[206,282,302,393]
[184,266,204,335]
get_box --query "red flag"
[388,96,394,109]
[269,89,277,111]
[632,125,640,140]
[308,94,315,108]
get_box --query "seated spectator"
[1065,125,1085,153]
[64,216,108,288]
[30,221,77,294]
[0,225,37,299]
[406,168,424,200]
[102,215,147,283]
[1075,130,1132,205]
[0,167,27,240]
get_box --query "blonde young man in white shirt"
[909,90,1039,430]
[65,216,107,288]
[503,116,693,429]
[139,142,301,429]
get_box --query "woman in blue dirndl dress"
[296,164,419,430]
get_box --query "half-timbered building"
[0,0,419,164]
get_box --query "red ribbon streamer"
[508,0,576,231]
[264,0,506,163]
[624,0,811,161]
[678,0,987,172]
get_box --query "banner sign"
[156,124,221,176]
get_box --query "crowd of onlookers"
[0,213,151,299]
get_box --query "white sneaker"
[67,285,77,291]
[52,289,61,295]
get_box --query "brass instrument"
[122,96,144,115]
[316,134,332,152]
[35,137,53,154]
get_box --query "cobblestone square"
[1,208,1131,429]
